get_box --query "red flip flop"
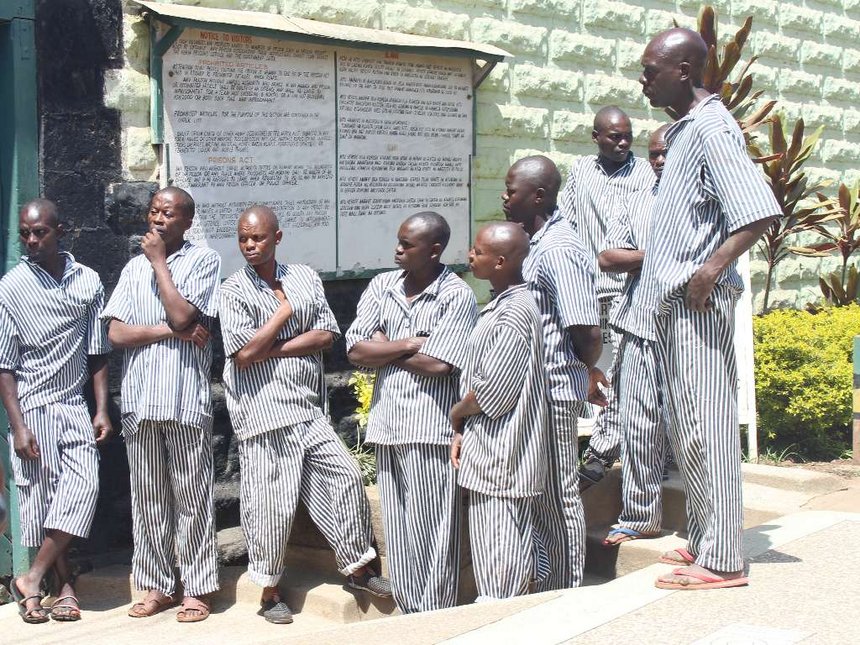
[655,566,749,590]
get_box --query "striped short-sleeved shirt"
[101,241,221,431]
[0,253,108,411]
[345,267,477,446]
[458,284,547,498]
[631,95,781,340]
[523,209,599,403]
[220,263,341,441]
[558,154,655,300]
[603,182,659,338]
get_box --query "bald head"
[153,186,195,218]
[508,156,562,199]
[648,124,670,178]
[594,106,630,133]
[239,204,279,233]
[403,211,450,249]
[19,198,60,229]
[478,222,530,265]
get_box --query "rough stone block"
[779,5,823,34]
[779,103,844,131]
[123,17,150,74]
[514,65,582,101]
[731,0,778,22]
[800,42,843,68]
[822,14,860,43]
[104,68,150,113]
[749,62,779,93]
[843,49,860,75]
[477,103,549,138]
[383,5,469,40]
[105,181,158,238]
[822,77,860,103]
[471,18,547,58]
[125,126,157,174]
[679,0,730,11]
[750,32,800,63]
[279,0,382,29]
[510,0,578,20]
[480,62,510,93]
[551,111,594,143]
[820,140,860,163]
[846,0,860,18]
[632,117,665,144]
[617,39,646,73]
[584,74,645,107]
[843,109,860,132]
[778,70,821,97]
[581,1,645,36]
[549,31,615,66]
[472,151,512,181]
[645,9,694,37]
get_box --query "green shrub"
[347,371,377,485]
[753,304,858,459]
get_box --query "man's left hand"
[92,411,114,444]
[141,229,167,264]
[685,266,718,312]
[587,367,609,407]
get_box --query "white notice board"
[161,29,473,278]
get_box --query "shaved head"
[403,211,450,249]
[646,28,708,86]
[650,123,670,146]
[238,204,279,233]
[478,222,530,265]
[19,198,60,228]
[593,106,631,133]
[508,155,562,200]
[153,186,195,218]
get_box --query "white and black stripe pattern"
[457,284,547,498]
[9,403,99,546]
[0,253,109,411]
[124,419,220,597]
[101,241,221,432]
[532,400,586,590]
[558,154,654,300]
[616,332,668,534]
[468,491,533,601]
[522,209,599,403]
[238,418,376,587]
[376,444,459,613]
[344,267,477,446]
[220,263,340,441]
[632,95,780,341]
[653,286,744,572]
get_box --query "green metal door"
[0,0,38,577]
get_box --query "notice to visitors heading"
[162,29,472,277]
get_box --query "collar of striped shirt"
[22,251,79,283]
[665,93,721,143]
[242,261,289,289]
[530,207,563,246]
[483,283,529,312]
[591,151,638,178]
[385,267,449,302]
[165,240,193,263]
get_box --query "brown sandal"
[128,592,176,618]
[176,595,210,623]
[51,595,82,621]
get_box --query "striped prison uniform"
[559,153,654,463]
[345,267,477,613]
[630,95,781,573]
[220,263,376,588]
[0,253,108,546]
[102,241,221,597]
[457,284,547,602]
[523,209,599,590]
[604,183,669,535]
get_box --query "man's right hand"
[173,322,210,348]
[13,426,40,460]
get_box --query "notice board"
[161,28,473,278]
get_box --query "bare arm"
[233,298,293,369]
[267,330,335,360]
[140,231,199,330]
[394,353,453,378]
[107,320,174,349]
[598,248,645,274]
[87,354,113,443]
[449,390,481,469]
[347,335,425,369]
[686,217,774,311]
[0,370,39,459]
[568,324,602,369]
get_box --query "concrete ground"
[2,465,858,644]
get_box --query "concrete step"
[741,463,846,494]
[73,564,398,624]
[585,528,687,579]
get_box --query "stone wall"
[108,0,860,311]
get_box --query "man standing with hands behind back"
[102,187,221,621]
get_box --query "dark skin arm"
[347,332,427,369]
[108,320,210,349]
[141,230,199,331]
[568,325,609,407]
[449,390,482,469]
[0,370,39,459]
[686,217,775,311]
[233,292,293,369]
[598,248,645,274]
[267,330,335,359]
[87,354,113,443]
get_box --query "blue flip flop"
[602,527,660,547]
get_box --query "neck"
[36,252,66,281]
[489,272,524,295]
[598,154,626,175]
[670,86,710,118]
[526,211,549,237]
[405,262,443,291]
[252,258,278,285]
[164,238,185,257]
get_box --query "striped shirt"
[220,263,341,441]
[345,267,477,446]
[458,284,547,498]
[0,253,108,411]
[604,182,659,338]
[631,95,781,340]
[101,241,220,431]
[523,209,599,402]
[558,154,654,300]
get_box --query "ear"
[275,229,283,245]
[55,222,66,239]
[429,242,443,260]
[678,60,691,83]
[534,187,546,206]
[495,254,506,270]
[591,129,599,144]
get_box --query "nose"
[638,73,646,87]
[26,233,39,246]
[501,190,509,202]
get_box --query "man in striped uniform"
[450,222,546,601]
[0,199,111,623]
[558,106,655,490]
[102,187,221,621]
[503,156,604,590]
[636,28,780,590]
[220,205,390,624]
[347,212,477,613]
[599,125,670,546]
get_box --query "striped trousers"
[468,490,533,601]
[532,399,585,591]
[654,286,744,573]
[586,324,622,463]
[125,420,219,597]
[617,332,668,534]
[376,444,459,613]
[239,418,376,588]
[10,402,99,547]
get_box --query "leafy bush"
[753,305,858,459]
[348,371,377,485]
